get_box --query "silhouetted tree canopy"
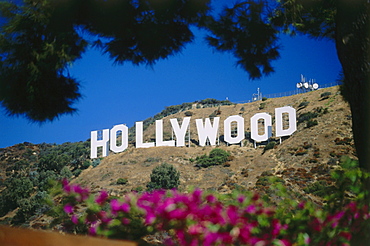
[0,0,210,121]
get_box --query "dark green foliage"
[298,101,309,108]
[92,158,101,168]
[184,111,193,116]
[262,97,268,101]
[0,0,87,121]
[195,148,231,168]
[82,160,91,169]
[132,186,144,193]
[60,166,73,179]
[297,107,328,126]
[264,141,276,151]
[205,1,280,79]
[198,98,233,107]
[320,92,332,99]
[306,119,318,128]
[73,169,82,177]
[335,137,352,145]
[37,170,59,191]
[209,112,217,118]
[0,0,211,121]
[145,157,162,163]
[259,103,266,110]
[304,180,333,198]
[117,178,128,185]
[327,157,370,210]
[0,141,91,225]
[298,111,318,123]
[0,177,33,216]
[11,191,49,225]
[146,163,180,191]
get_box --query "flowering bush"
[56,178,370,246]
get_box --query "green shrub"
[209,112,217,118]
[11,191,48,225]
[184,111,193,116]
[0,177,34,216]
[60,166,73,179]
[92,158,101,168]
[132,186,144,193]
[82,160,91,169]
[73,169,82,177]
[145,157,161,163]
[306,119,318,128]
[117,178,128,185]
[195,148,231,168]
[259,102,266,110]
[298,101,309,108]
[262,97,268,101]
[298,111,318,123]
[304,180,332,197]
[320,91,332,99]
[146,163,180,191]
[264,141,276,151]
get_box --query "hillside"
[77,86,354,199]
[0,86,356,228]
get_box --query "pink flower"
[120,203,130,213]
[62,179,71,193]
[188,224,203,235]
[122,218,130,225]
[237,195,245,203]
[71,214,78,224]
[63,204,74,214]
[227,205,239,225]
[245,204,256,214]
[206,194,217,203]
[89,225,97,236]
[145,212,156,224]
[277,239,292,246]
[191,189,202,204]
[95,190,108,205]
[110,199,120,214]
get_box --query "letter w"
[195,117,220,146]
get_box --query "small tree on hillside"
[146,163,180,191]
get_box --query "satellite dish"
[312,83,319,90]
[296,83,302,88]
[303,82,309,89]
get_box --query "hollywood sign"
[90,106,296,158]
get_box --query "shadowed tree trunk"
[335,1,370,244]
[335,0,370,173]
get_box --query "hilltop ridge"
[78,86,354,198]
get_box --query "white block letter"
[170,117,191,147]
[90,129,109,158]
[275,106,297,137]
[110,124,128,153]
[251,113,272,142]
[195,117,220,146]
[156,120,175,147]
[224,115,245,144]
[136,121,155,148]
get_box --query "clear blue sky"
[0,1,342,148]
